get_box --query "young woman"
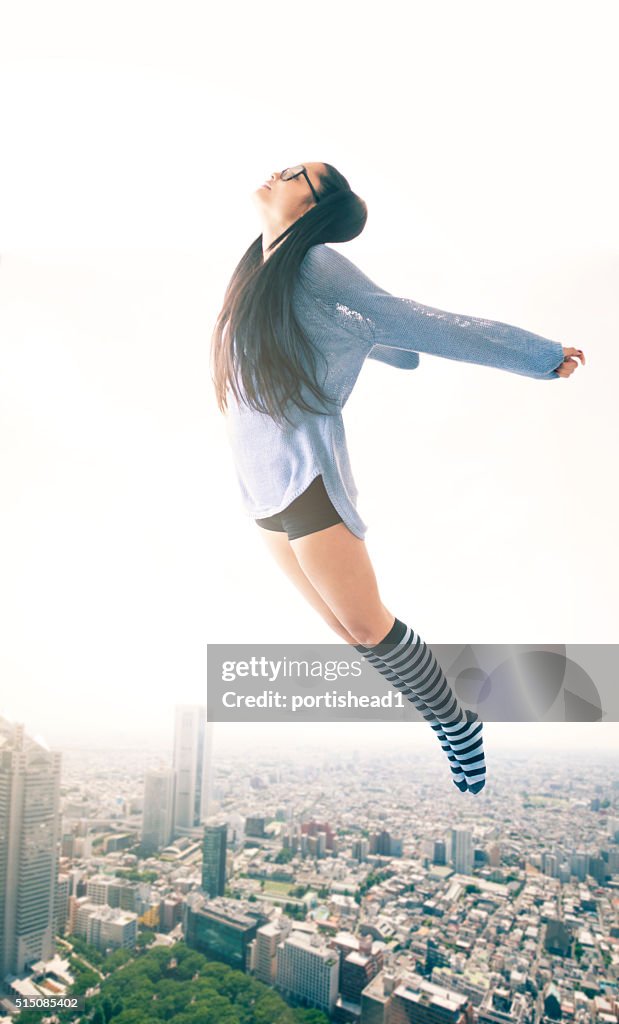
[210,161,585,796]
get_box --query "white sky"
[1,1,618,752]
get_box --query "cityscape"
[1,710,618,1024]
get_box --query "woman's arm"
[302,244,566,379]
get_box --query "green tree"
[112,1012,149,1024]
[275,848,294,864]
[135,929,156,949]
[69,960,101,995]
[66,933,106,967]
[105,946,133,971]
[102,995,115,1021]
[114,869,158,883]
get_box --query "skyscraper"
[450,828,474,875]
[0,716,61,977]
[142,768,175,855]
[172,706,214,832]
[202,821,227,897]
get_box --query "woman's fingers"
[556,347,585,377]
[556,359,577,377]
[562,347,586,365]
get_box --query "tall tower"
[172,706,214,832]
[0,716,62,977]
[450,828,474,875]
[201,821,227,897]
[142,768,175,855]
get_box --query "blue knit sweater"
[224,243,565,539]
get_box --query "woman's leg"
[284,524,469,789]
[290,524,486,794]
[289,523,394,647]
[257,528,359,643]
[258,522,484,794]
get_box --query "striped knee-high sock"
[365,617,487,794]
[354,643,469,792]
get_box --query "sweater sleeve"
[367,344,420,370]
[304,244,565,380]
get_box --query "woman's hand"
[555,347,585,377]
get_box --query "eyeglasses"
[280,165,321,205]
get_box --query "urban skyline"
[2,706,619,1021]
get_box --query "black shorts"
[255,475,343,541]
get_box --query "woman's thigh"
[290,523,394,647]
[257,528,357,643]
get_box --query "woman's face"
[253,162,325,224]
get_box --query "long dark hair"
[210,163,368,425]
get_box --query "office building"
[450,829,474,875]
[202,821,227,897]
[541,852,559,878]
[340,940,383,1005]
[159,897,184,932]
[245,816,266,838]
[433,840,447,866]
[72,899,100,938]
[276,930,339,1016]
[86,907,138,952]
[85,876,111,906]
[253,916,293,984]
[389,977,469,1024]
[0,716,61,978]
[185,896,264,970]
[352,838,369,862]
[85,876,137,912]
[301,819,335,851]
[142,768,175,854]
[570,852,589,881]
[173,706,214,831]
[361,971,469,1024]
[545,919,571,957]
[478,989,528,1024]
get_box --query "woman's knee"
[317,607,358,644]
[324,614,388,648]
[332,622,359,644]
[343,612,395,648]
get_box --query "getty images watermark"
[206,644,619,722]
